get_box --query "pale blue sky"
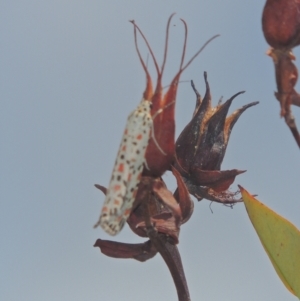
[1,1,300,300]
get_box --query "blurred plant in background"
[262,0,300,147]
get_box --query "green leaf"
[240,186,300,298]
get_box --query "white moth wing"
[94,99,152,235]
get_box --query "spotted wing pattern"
[94,99,152,235]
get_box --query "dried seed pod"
[175,73,258,204]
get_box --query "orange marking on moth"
[136,134,143,140]
[121,145,126,151]
[113,184,121,191]
[117,216,123,222]
[102,206,108,213]
[113,199,121,206]
[124,208,131,216]
[118,163,124,172]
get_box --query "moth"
[93,99,166,235]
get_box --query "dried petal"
[152,179,182,220]
[175,72,212,172]
[137,212,180,244]
[193,91,245,170]
[94,239,157,262]
[187,183,243,204]
[172,166,194,224]
[189,168,246,192]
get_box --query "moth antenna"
[152,101,175,119]
[151,123,167,155]
[144,160,150,170]
[169,33,220,87]
[163,80,190,90]
[180,34,220,74]
[150,101,176,155]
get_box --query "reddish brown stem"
[284,113,300,148]
[147,229,191,301]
